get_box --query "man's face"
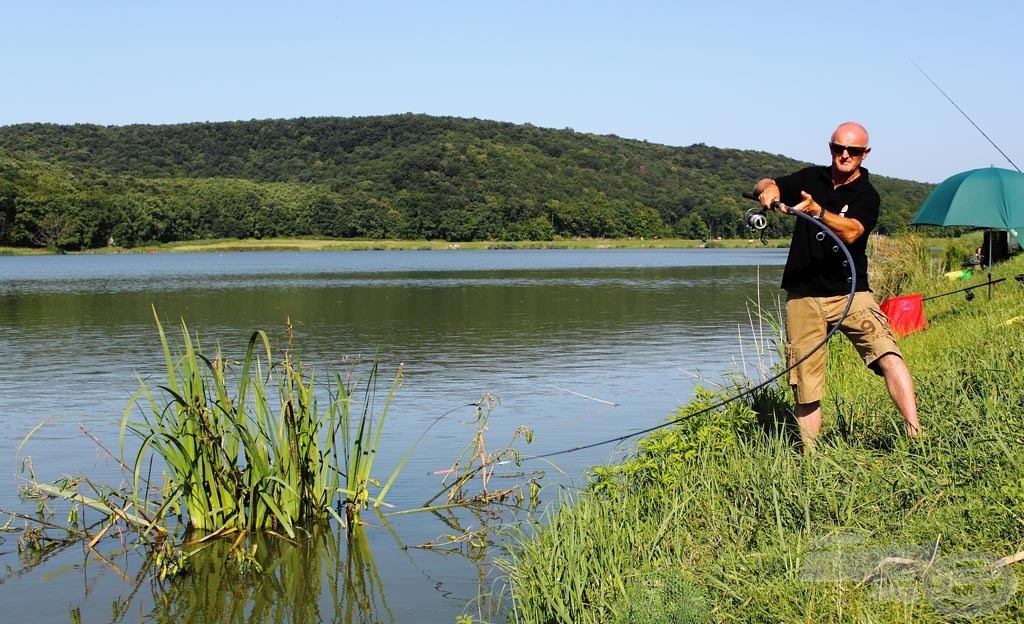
[829,129,870,175]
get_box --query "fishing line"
[520,198,857,462]
[910,59,1021,173]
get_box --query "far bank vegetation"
[0,115,937,252]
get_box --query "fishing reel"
[745,207,768,232]
[741,192,830,245]
[740,189,785,246]
[743,207,771,246]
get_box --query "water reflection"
[88,525,389,624]
[5,506,523,623]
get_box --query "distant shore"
[1,237,793,255]
[2,234,975,256]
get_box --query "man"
[752,121,921,452]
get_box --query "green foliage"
[589,387,759,494]
[0,115,935,249]
[942,240,973,272]
[867,234,936,301]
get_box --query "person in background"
[970,246,985,270]
[752,121,921,453]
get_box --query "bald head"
[831,122,869,147]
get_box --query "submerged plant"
[421,393,540,509]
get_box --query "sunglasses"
[829,142,869,157]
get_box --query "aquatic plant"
[13,308,410,557]
[8,303,551,609]
[420,392,540,510]
[120,308,358,538]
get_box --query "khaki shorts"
[785,291,903,404]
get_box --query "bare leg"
[795,400,822,454]
[875,353,921,437]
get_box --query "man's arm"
[791,191,864,244]
[753,178,865,244]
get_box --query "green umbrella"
[913,167,1024,247]
[913,166,1024,298]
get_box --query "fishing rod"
[922,277,1007,303]
[519,194,856,462]
[911,60,1021,173]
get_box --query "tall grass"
[868,234,935,301]
[500,244,1024,623]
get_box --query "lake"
[0,247,787,622]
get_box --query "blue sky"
[4,1,1021,183]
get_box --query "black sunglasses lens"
[830,143,866,157]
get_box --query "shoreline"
[2,237,792,255]
[1,233,976,256]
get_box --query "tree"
[0,180,17,246]
[675,212,710,240]
[33,211,73,250]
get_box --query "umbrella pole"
[988,231,994,299]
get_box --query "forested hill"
[0,114,934,251]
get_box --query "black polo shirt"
[774,166,879,296]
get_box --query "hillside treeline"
[0,114,935,251]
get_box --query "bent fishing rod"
[518,194,857,463]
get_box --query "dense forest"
[0,114,936,251]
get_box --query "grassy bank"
[498,248,1024,623]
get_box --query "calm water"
[0,248,786,623]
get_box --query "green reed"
[117,307,406,539]
[338,358,405,523]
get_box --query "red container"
[880,294,927,337]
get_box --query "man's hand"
[754,179,780,211]
[792,190,865,243]
[791,191,822,219]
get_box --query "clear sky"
[4,1,1021,183]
